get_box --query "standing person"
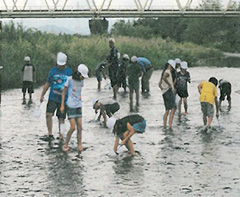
[93,99,120,128]
[95,62,107,91]
[113,114,146,156]
[135,57,153,93]
[22,56,35,101]
[128,56,142,112]
[107,38,119,100]
[158,60,176,131]
[60,64,89,152]
[176,61,191,115]
[218,79,232,109]
[40,52,73,141]
[117,54,129,93]
[198,77,219,130]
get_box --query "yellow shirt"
[199,81,217,105]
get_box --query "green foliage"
[0,23,223,90]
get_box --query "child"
[60,64,89,152]
[176,61,191,115]
[93,99,120,127]
[95,62,107,91]
[128,56,142,112]
[117,54,129,93]
[218,79,231,108]
[158,60,176,131]
[198,77,219,129]
[22,56,35,101]
[113,114,146,156]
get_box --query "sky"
[1,0,240,35]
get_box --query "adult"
[106,38,119,100]
[40,52,73,141]
[198,77,219,130]
[22,56,35,101]
[135,57,153,93]
[158,60,176,131]
[218,79,232,108]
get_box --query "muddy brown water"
[0,67,240,196]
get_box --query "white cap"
[107,116,117,130]
[180,61,188,69]
[168,59,176,69]
[175,58,181,64]
[109,38,115,43]
[131,56,138,63]
[57,52,67,66]
[78,64,89,78]
[24,56,30,61]
[123,54,129,60]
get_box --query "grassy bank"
[1,29,225,90]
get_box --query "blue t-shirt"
[137,57,151,73]
[65,76,84,108]
[47,66,73,103]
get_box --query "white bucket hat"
[78,64,89,78]
[175,58,181,64]
[24,56,30,61]
[180,61,188,69]
[131,56,138,63]
[57,52,67,66]
[123,54,129,60]
[168,59,176,69]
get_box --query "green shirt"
[127,63,141,85]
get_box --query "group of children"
[20,42,232,156]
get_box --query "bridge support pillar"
[89,18,108,34]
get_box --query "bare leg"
[98,81,101,91]
[76,118,83,151]
[123,131,136,156]
[178,98,182,114]
[129,88,134,111]
[207,116,213,127]
[46,113,53,136]
[183,98,188,114]
[113,85,118,100]
[163,110,169,128]
[63,118,76,150]
[136,89,139,106]
[169,108,175,130]
[203,115,207,126]
[58,118,64,139]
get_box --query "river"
[0,67,240,197]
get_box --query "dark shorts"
[163,88,176,110]
[129,81,139,91]
[177,89,189,98]
[46,100,66,119]
[109,68,118,87]
[105,103,120,117]
[67,107,82,119]
[201,102,214,117]
[220,83,231,101]
[22,81,34,94]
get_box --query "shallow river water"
[0,67,240,197]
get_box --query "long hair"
[160,63,169,80]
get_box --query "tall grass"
[0,27,224,90]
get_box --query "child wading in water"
[113,114,146,156]
[60,64,89,152]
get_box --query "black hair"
[112,119,122,136]
[72,71,82,81]
[160,63,169,79]
[208,77,218,86]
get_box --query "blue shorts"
[133,120,146,133]
[67,107,82,119]
[201,102,214,117]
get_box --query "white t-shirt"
[22,64,34,82]
[161,69,174,94]
[65,76,84,108]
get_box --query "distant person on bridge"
[158,60,176,131]
[218,79,232,109]
[106,38,119,100]
[40,52,73,141]
[135,57,153,94]
[21,56,35,102]
[198,77,219,131]
[60,64,89,152]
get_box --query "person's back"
[199,81,217,105]
[127,62,141,84]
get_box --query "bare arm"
[100,104,107,127]
[121,123,135,145]
[40,82,50,102]
[215,97,219,118]
[60,86,67,113]
[198,84,202,94]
